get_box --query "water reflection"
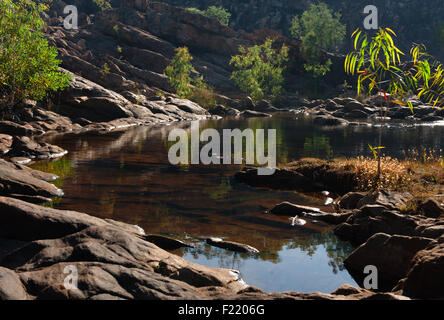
[31,114,444,292]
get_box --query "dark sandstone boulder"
[338,192,366,209]
[419,198,444,218]
[344,233,434,291]
[0,163,63,200]
[334,205,427,245]
[7,136,68,160]
[399,236,444,299]
[268,202,323,216]
[356,189,413,210]
[0,224,247,299]
[0,121,44,136]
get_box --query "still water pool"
[32,114,444,293]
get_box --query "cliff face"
[158,0,444,60]
[43,0,334,108]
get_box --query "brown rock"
[268,201,323,216]
[338,192,366,209]
[344,233,434,290]
[0,267,28,300]
[8,136,68,160]
[419,198,444,218]
[356,189,413,210]
[0,162,63,199]
[206,237,259,254]
[400,236,444,299]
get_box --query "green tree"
[0,0,71,116]
[164,47,195,98]
[204,6,231,27]
[187,6,231,26]
[345,27,444,184]
[230,38,289,103]
[290,3,346,77]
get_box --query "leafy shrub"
[230,38,289,103]
[204,6,231,26]
[0,0,71,115]
[290,2,346,77]
[187,6,231,26]
[164,47,194,98]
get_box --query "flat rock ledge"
[0,196,407,300]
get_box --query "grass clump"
[344,156,412,191]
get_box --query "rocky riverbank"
[292,95,444,125]
[1,0,443,300]
[0,195,409,300]
[236,158,444,299]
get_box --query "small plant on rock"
[164,47,195,98]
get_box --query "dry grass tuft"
[343,156,412,191]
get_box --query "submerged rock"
[239,110,272,118]
[268,201,322,216]
[206,237,259,254]
[312,115,349,126]
[145,234,194,250]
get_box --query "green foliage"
[102,63,110,74]
[412,45,444,108]
[204,6,231,27]
[230,38,289,103]
[0,0,71,113]
[164,47,195,98]
[345,27,444,109]
[187,6,231,26]
[164,47,215,107]
[92,0,111,11]
[290,2,346,77]
[345,27,444,183]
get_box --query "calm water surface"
[32,114,444,293]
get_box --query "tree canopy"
[290,2,346,77]
[0,0,71,113]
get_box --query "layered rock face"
[159,0,444,61]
